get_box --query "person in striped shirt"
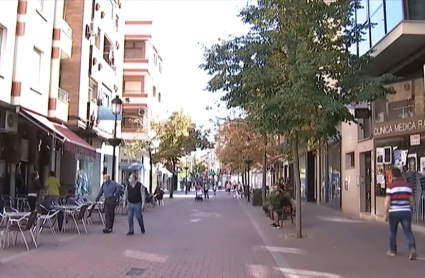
[385,167,417,260]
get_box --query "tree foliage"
[201,0,394,238]
[152,110,212,172]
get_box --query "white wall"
[17,1,56,115]
[0,0,18,104]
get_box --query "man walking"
[126,174,146,235]
[96,174,121,234]
[203,181,210,200]
[385,168,417,260]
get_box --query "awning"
[158,167,173,177]
[19,108,96,157]
[119,162,144,171]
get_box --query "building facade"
[340,0,425,222]
[119,21,164,191]
[0,0,130,201]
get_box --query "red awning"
[19,109,96,157]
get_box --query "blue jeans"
[127,202,145,233]
[389,210,416,251]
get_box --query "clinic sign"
[374,118,425,138]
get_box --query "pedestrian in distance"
[95,174,121,234]
[203,182,210,200]
[126,174,146,235]
[385,167,417,260]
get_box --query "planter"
[252,189,262,206]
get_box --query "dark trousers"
[104,198,116,230]
[204,190,209,199]
[28,196,37,211]
[389,210,416,251]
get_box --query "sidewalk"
[0,192,283,278]
[240,199,425,277]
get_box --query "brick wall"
[60,0,85,125]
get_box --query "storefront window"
[370,0,385,47]
[327,141,341,206]
[374,80,417,122]
[385,0,404,32]
[75,154,94,196]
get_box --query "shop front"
[373,77,425,223]
[318,140,342,208]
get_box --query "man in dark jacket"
[126,174,145,235]
[27,172,41,211]
[96,174,121,233]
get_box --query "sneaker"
[386,250,396,257]
[409,248,417,260]
[127,231,134,236]
[271,223,280,228]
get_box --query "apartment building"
[340,0,425,221]
[59,0,125,197]
[0,0,125,200]
[119,21,164,190]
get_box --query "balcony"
[60,19,73,59]
[56,88,69,122]
[123,90,148,98]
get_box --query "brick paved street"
[1,192,424,278]
[0,192,283,278]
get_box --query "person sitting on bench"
[271,189,293,228]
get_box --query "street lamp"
[244,158,253,202]
[109,95,122,181]
[184,166,189,195]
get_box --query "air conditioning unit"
[0,111,18,133]
[138,109,145,116]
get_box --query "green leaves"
[201,0,394,145]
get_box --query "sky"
[122,0,252,128]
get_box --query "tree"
[215,119,263,172]
[153,110,212,198]
[201,0,394,238]
[121,117,159,193]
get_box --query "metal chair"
[71,204,89,235]
[6,211,37,251]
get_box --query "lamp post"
[244,158,253,202]
[109,95,122,181]
[184,166,189,195]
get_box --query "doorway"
[360,151,372,213]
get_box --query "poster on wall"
[407,154,417,172]
[420,157,425,172]
[376,148,384,165]
[410,134,421,146]
[377,174,385,189]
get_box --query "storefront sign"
[410,134,421,146]
[354,108,371,119]
[373,118,425,138]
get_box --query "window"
[38,0,45,12]
[89,79,98,102]
[153,86,156,97]
[369,0,385,47]
[95,28,101,49]
[33,47,43,87]
[0,27,4,71]
[100,87,111,107]
[154,54,157,66]
[103,35,114,66]
[357,117,372,140]
[109,0,114,19]
[385,0,404,32]
[124,41,145,59]
[115,15,119,31]
[345,152,355,169]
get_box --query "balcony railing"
[58,88,69,103]
[122,117,143,129]
[124,90,143,95]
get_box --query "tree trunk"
[169,160,176,198]
[292,131,303,238]
[149,148,153,193]
[262,135,267,205]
